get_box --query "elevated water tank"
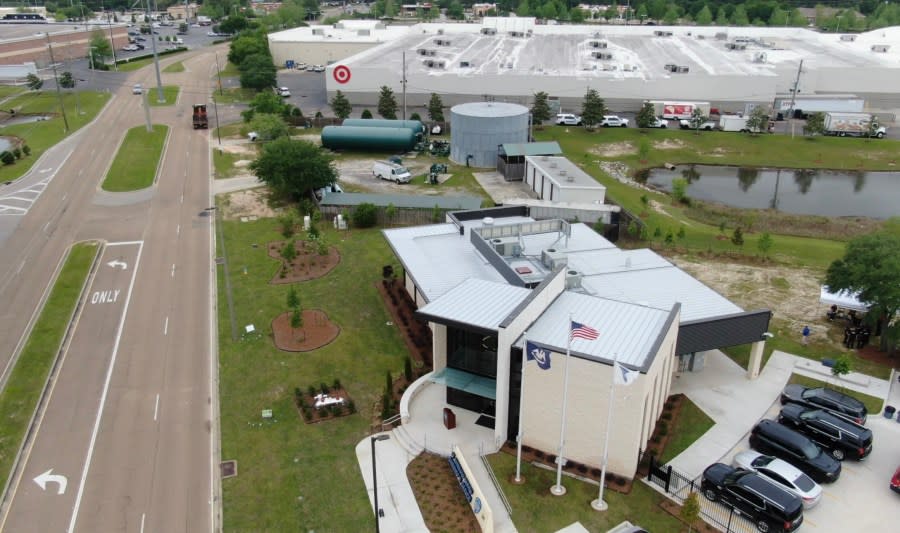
[450,102,529,168]
[341,118,426,136]
[321,126,418,152]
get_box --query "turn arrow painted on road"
[106,260,128,270]
[33,469,67,495]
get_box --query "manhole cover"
[220,460,237,478]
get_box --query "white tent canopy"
[819,286,869,312]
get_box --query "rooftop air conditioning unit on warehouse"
[542,248,567,270]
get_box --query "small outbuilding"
[496,141,562,181]
[523,155,606,204]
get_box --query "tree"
[218,14,249,35]
[531,91,551,126]
[635,101,656,129]
[688,108,708,133]
[290,307,303,331]
[825,231,900,351]
[831,354,852,384]
[715,6,728,25]
[427,93,444,122]
[330,90,352,119]
[251,138,339,201]
[768,7,787,26]
[695,5,713,25]
[25,73,43,91]
[410,112,421,121]
[59,71,75,89]
[731,227,744,246]
[671,178,689,204]
[352,202,378,228]
[662,5,679,24]
[287,285,300,309]
[239,53,277,90]
[377,86,398,119]
[281,239,297,262]
[804,112,826,137]
[681,492,702,533]
[89,31,112,61]
[249,113,290,141]
[638,138,650,162]
[581,88,606,129]
[242,91,291,122]
[228,33,270,66]
[789,9,808,27]
[745,106,770,135]
[447,0,464,19]
[361,109,373,119]
[757,232,774,257]
[570,8,585,23]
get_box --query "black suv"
[778,404,873,460]
[781,384,867,425]
[701,463,804,533]
[749,420,841,483]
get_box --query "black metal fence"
[639,450,757,533]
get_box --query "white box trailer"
[648,101,711,120]
[823,112,886,138]
[774,96,865,118]
[719,115,773,133]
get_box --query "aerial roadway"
[0,45,220,533]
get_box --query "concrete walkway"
[668,349,895,480]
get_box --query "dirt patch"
[650,199,677,219]
[407,453,481,533]
[220,189,279,220]
[272,309,340,352]
[291,133,321,144]
[653,138,686,150]
[707,147,729,157]
[267,239,341,283]
[590,141,636,157]
[333,157,464,194]
[218,142,256,156]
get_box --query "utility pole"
[401,50,407,121]
[786,59,803,139]
[46,33,70,133]
[104,3,119,71]
[146,0,164,103]
[215,52,224,96]
[212,96,222,146]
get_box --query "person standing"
[802,325,811,346]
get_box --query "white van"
[373,161,412,183]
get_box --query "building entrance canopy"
[429,368,496,400]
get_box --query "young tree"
[410,112,421,121]
[251,138,339,201]
[635,101,657,129]
[769,7,788,26]
[377,86,398,119]
[281,238,297,262]
[287,285,300,309]
[757,232,774,257]
[427,93,444,122]
[580,88,606,129]
[688,107,708,133]
[731,5,750,25]
[695,5,713,25]
[671,178,689,204]
[26,73,43,91]
[831,354,852,385]
[731,227,744,246]
[330,90,352,119]
[715,6,728,25]
[638,138,650,162]
[745,106,770,135]
[825,231,900,351]
[531,91,551,127]
[249,113,290,141]
[447,0,464,19]
[242,91,291,122]
[239,53,277,90]
[681,492,702,533]
[516,0,531,17]
[803,112,826,137]
[89,31,113,61]
[662,5,679,24]
[290,307,303,336]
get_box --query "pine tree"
[330,90,352,120]
[580,88,606,129]
[427,93,444,122]
[377,86,398,120]
[531,91,551,126]
[635,102,657,129]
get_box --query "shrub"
[307,385,317,396]
[352,202,378,228]
[22,145,31,156]
[361,109,373,119]
[613,476,626,486]
[302,407,312,419]
[661,412,673,421]
[0,151,14,165]
[12,148,22,159]
[320,382,329,394]
[332,378,342,390]
[731,227,745,246]
[347,400,356,413]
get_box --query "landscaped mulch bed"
[267,239,341,284]
[407,453,480,533]
[376,278,433,369]
[271,309,340,352]
[294,385,356,424]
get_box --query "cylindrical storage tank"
[321,126,417,152]
[450,102,529,168]
[341,119,426,136]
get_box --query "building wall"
[520,308,679,477]
[269,40,375,67]
[523,159,605,204]
[0,26,129,66]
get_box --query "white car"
[601,115,629,127]
[276,87,291,97]
[295,62,308,71]
[122,44,139,52]
[733,450,822,509]
[555,113,582,126]
[132,83,143,95]
[650,117,668,128]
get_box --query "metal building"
[450,102,529,168]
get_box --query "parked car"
[295,62,308,70]
[276,86,291,97]
[122,44,139,52]
[556,113,582,126]
[733,450,822,508]
[701,463,804,533]
[778,404,872,460]
[134,43,145,50]
[891,465,900,494]
[780,384,867,425]
[601,115,629,127]
[132,83,143,95]
[749,420,841,483]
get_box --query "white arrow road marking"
[33,469,67,495]
[39,167,53,173]
[106,260,128,270]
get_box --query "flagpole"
[551,316,573,496]
[514,333,528,484]
[592,353,618,511]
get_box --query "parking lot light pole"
[371,434,390,533]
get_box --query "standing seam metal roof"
[416,278,531,331]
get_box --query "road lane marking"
[15,260,25,275]
[171,264,175,278]
[180,193,184,204]
[164,316,169,336]
[176,224,180,236]
[67,241,143,533]
[154,394,160,421]
[141,513,146,533]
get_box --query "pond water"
[635,165,899,219]
[0,137,11,152]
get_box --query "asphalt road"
[0,44,219,533]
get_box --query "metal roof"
[523,291,675,369]
[451,101,529,118]
[320,192,482,210]
[525,156,606,190]
[500,142,562,157]
[417,278,530,331]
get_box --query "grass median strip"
[163,61,185,73]
[147,85,179,106]
[102,125,168,192]
[0,241,99,493]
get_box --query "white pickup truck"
[679,119,717,130]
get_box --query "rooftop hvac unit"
[481,28,497,35]
[357,29,370,36]
[542,248,567,270]
[754,52,767,63]
[565,270,582,289]
[590,40,607,49]
[592,51,613,60]
[715,32,728,40]
[871,44,890,53]
[840,34,857,42]
[491,237,519,257]
[334,22,344,29]
[675,65,689,73]
[312,28,325,35]
[438,28,444,35]
[622,64,634,72]
[664,63,677,72]
[460,61,473,68]
[509,31,524,37]
[602,64,617,71]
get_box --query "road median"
[101,125,169,192]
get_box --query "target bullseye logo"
[333,65,351,84]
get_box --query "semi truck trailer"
[823,112,886,138]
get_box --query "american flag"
[570,321,599,341]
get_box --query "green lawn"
[0,86,26,99]
[116,57,156,72]
[163,61,185,73]
[0,90,111,183]
[0,242,99,493]
[658,398,715,464]
[217,219,408,531]
[213,122,244,139]
[218,61,240,77]
[146,85,180,106]
[786,373,885,414]
[214,87,257,104]
[213,148,246,180]
[102,125,168,191]
[487,452,684,532]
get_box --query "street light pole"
[371,434,390,533]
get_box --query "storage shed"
[450,102,529,168]
[523,155,606,204]
[497,141,562,181]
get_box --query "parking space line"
[164,316,168,336]
[153,394,159,422]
